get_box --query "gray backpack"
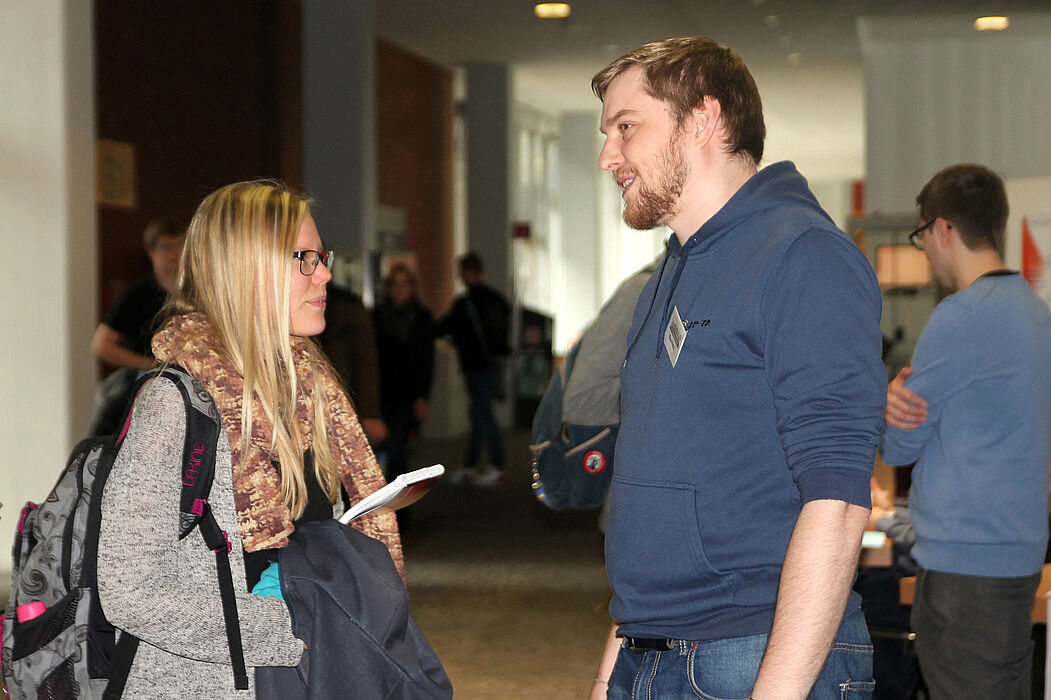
[2,368,245,699]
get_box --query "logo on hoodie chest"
[682,318,710,331]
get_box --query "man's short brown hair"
[458,251,484,275]
[142,215,184,251]
[592,36,765,165]
[916,164,1008,254]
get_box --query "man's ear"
[690,96,720,147]
[934,217,957,247]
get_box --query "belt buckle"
[625,636,675,653]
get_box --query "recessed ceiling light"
[535,3,571,19]
[787,52,803,66]
[974,16,1009,31]
[765,14,781,28]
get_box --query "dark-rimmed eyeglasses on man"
[908,219,936,250]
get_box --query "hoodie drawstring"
[652,241,694,364]
[624,250,671,365]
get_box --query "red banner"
[1021,217,1044,288]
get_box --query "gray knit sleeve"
[97,378,305,667]
[563,269,651,426]
[875,506,917,550]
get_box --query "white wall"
[554,112,600,351]
[860,13,1051,214]
[808,179,854,233]
[0,1,97,574]
[510,103,560,321]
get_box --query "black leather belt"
[623,636,676,653]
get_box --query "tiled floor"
[401,429,612,699]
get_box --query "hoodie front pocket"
[606,477,734,615]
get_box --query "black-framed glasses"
[907,219,935,250]
[292,249,333,275]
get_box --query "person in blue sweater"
[588,37,885,700]
[881,164,1051,700]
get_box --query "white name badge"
[664,305,686,367]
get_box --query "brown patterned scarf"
[152,312,403,577]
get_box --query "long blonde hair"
[169,180,339,518]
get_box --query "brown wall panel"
[375,38,455,314]
[94,0,301,315]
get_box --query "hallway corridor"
[402,429,612,698]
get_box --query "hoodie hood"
[673,160,835,258]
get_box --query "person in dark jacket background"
[318,286,387,447]
[89,216,185,435]
[434,252,510,487]
[374,263,435,480]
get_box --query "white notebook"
[339,464,445,524]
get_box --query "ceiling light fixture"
[974,16,1009,31]
[535,3,571,19]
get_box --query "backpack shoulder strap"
[161,366,248,689]
[104,366,248,695]
[560,341,583,388]
[102,633,139,700]
[196,502,249,689]
[154,367,223,540]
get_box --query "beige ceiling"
[376,0,1051,180]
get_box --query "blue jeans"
[608,609,874,700]
[464,369,504,469]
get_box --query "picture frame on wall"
[96,138,137,209]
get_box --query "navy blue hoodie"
[607,162,884,641]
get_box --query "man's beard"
[622,133,689,231]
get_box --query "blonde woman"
[97,181,401,697]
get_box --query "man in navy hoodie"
[588,37,885,700]
[881,165,1051,699]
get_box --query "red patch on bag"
[583,450,607,474]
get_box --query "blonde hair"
[170,180,339,519]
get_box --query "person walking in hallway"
[435,252,511,487]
